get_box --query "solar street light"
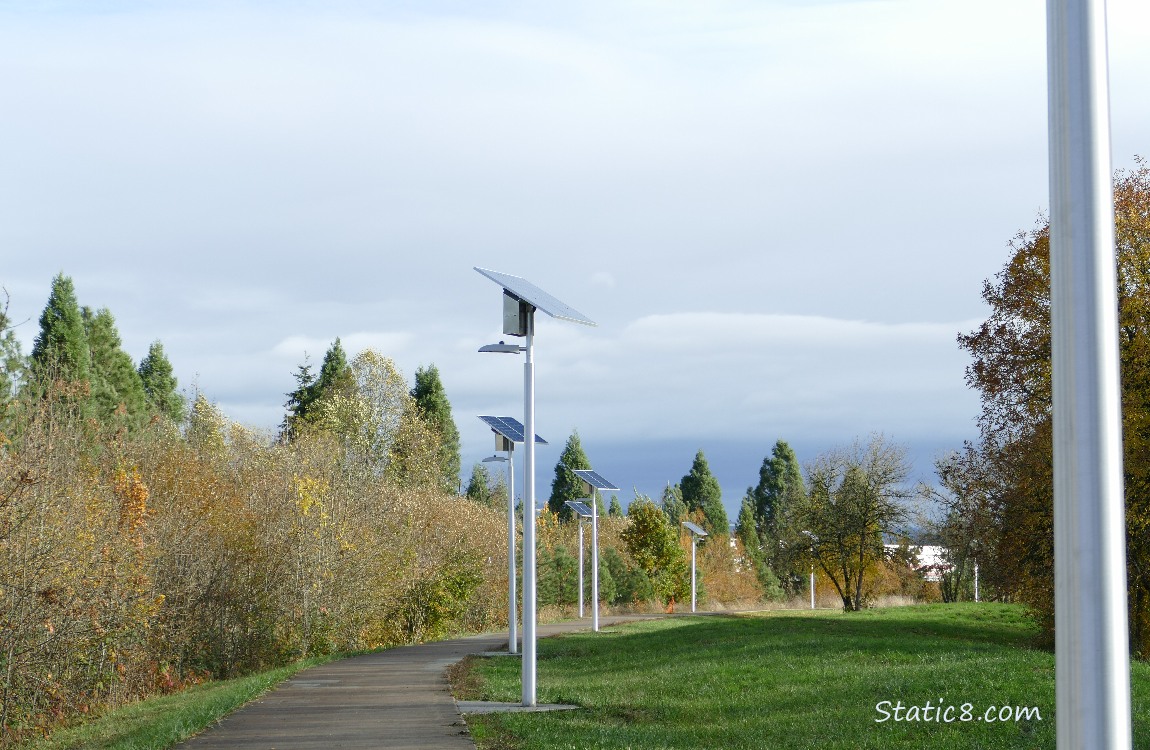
[476,268,595,707]
[574,469,618,633]
[802,530,817,610]
[682,521,708,613]
[478,416,547,656]
[564,501,594,619]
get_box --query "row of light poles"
[474,268,715,705]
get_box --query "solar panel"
[477,415,548,445]
[573,469,618,492]
[682,521,709,537]
[475,267,596,327]
[564,501,594,518]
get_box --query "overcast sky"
[3,0,1149,518]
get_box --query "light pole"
[478,416,548,657]
[1048,2,1132,746]
[802,531,817,610]
[564,501,591,619]
[482,453,514,652]
[475,268,595,707]
[682,521,708,613]
[572,469,617,632]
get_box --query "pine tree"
[680,450,728,535]
[661,483,687,527]
[138,340,184,423]
[84,307,148,425]
[465,462,508,510]
[548,430,593,519]
[752,440,805,537]
[30,273,90,385]
[410,364,462,493]
[282,339,353,441]
[608,495,624,518]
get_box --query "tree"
[30,273,89,385]
[751,440,805,539]
[608,495,624,518]
[621,496,688,606]
[410,364,461,493]
[735,495,759,562]
[282,339,352,441]
[83,307,148,425]
[138,340,185,423]
[680,450,728,536]
[660,483,687,527]
[465,462,508,511]
[547,431,592,519]
[797,435,911,611]
[956,159,1150,652]
[0,289,24,416]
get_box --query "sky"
[3,0,1149,521]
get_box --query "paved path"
[175,615,662,750]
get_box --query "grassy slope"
[19,654,339,750]
[460,604,1150,750]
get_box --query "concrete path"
[175,615,661,750]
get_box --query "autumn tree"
[956,159,1150,651]
[621,496,688,606]
[797,435,911,611]
[680,450,728,536]
[0,290,23,419]
[411,364,462,493]
[548,431,593,520]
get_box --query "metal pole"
[973,563,979,604]
[691,537,697,613]
[507,445,517,654]
[578,521,585,618]
[1048,1,1132,746]
[810,565,816,610]
[592,496,599,632]
[521,313,537,707]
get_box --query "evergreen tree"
[138,340,185,423]
[0,292,24,412]
[410,364,462,493]
[282,339,353,441]
[752,440,805,537]
[30,273,89,385]
[735,495,760,561]
[661,483,687,527]
[548,430,592,519]
[608,495,624,518]
[84,307,148,425]
[465,462,508,511]
[680,450,728,535]
[315,338,352,398]
[281,358,315,440]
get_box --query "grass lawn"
[19,653,339,750]
[457,603,1150,749]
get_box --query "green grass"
[458,603,1150,749]
[20,653,340,750]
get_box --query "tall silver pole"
[507,445,517,654]
[591,497,599,631]
[1048,1,1132,747]
[578,522,585,618]
[810,565,815,610]
[691,537,697,613]
[973,563,979,604]
[521,314,537,707]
